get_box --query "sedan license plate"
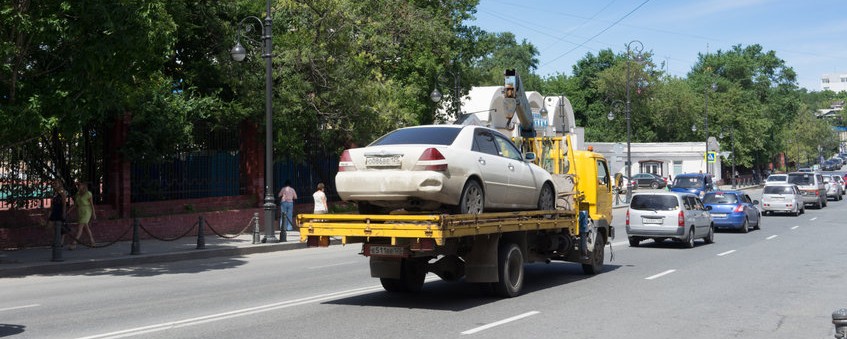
[641,218,663,224]
[366,245,407,257]
[365,156,401,167]
[711,213,727,218]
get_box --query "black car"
[630,173,667,189]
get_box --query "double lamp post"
[230,0,280,242]
[606,40,643,203]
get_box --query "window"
[822,78,830,84]
[630,195,678,211]
[493,134,523,161]
[472,130,499,156]
[597,160,609,186]
[841,77,847,83]
[372,127,460,146]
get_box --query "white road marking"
[0,304,40,312]
[791,226,799,230]
[766,235,778,240]
[645,269,676,280]
[307,261,357,270]
[717,250,736,256]
[79,277,440,339]
[461,311,540,335]
[810,217,818,221]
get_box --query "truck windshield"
[630,195,679,211]
[672,177,702,189]
[370,127,461,146]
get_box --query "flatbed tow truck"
[299,70,614,297]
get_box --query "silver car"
[336,125,556,214]
[626,192,714,248]
[761,183,804,216]
[823,175,844,201]
[787,172,827,209]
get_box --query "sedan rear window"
[787,174,813,185]
[703,193,738,204]
[630,195,679,211]
[763,186,795,194]
[370,127,461,146]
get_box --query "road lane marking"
[717,250,736,256]
[461,311,540,335]
[645,269,676,280]
[307,261,357,270]
[766,235,778,240]
[791,226,799,230]
[0,304,39,312]
[810,217,817,221]
[79,277,440,339]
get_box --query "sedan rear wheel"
[703,225,715,244]
[651,182,659,189]
[754,214,761,230]
[684,228,695,248]
[740,218,749,233]
[455,180,484,214]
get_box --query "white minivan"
[626,192,714,248]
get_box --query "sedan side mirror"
[753,200,760,205]
[524,152,536,162]
[705,205,713,211]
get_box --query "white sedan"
[335,125,556,214]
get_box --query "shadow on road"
[0,324,25,337]
[325,262,621,311]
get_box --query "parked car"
[625,192,714,248]
[823,175,844,200]
[761,183,804,216]
[630,173,667,189]
[765,174,788,184]
[669,172,715,199]
[787,172,827,209]
[822,159,839,171]
[335,125,557,214]
[702,191,762,233]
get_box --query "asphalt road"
[2,187,845,339]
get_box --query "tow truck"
[299,70,614,297]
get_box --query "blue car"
[670,173,715,199]
[702,191,761,233]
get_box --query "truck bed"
[299,210,578,246]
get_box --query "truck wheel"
[537,183,556,210]
[494,243,524,298]
[379,258,426,293]
[582,234,605,274]
[454,180,484,214]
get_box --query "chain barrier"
[139,221,199,242]
[62,222,133,249]
[204,215,257,239]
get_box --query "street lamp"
[539,94,567,134]
[607,100,630,201]
[604,40,643,203]
[430,63,462,119]
[719,128,735,188]
[703,82,717,174]
[231,0,279,243]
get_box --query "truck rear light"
[414,148,448,171]
[625,209,630,226]
[339,150,356,172]
[678,210,685,227]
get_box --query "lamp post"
[607,100,629,201]
[539,94,567,134]
[605,40,643,203]
[231,0,278,243]
[430,64,462,119]
[719,128,735,188]
[703,82,717,174]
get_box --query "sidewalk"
[0,230,316,278]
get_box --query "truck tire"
[454,180,484,214]
[537,183,556,210]
[582,233,605,274]
[379,258,426,293]
[494,242,524,298]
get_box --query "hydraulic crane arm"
[502,69,537,138]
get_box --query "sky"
[470,0,847,91]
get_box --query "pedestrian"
[67,181,96,249]
[312,182,328,214]
[278,180,297,231]
[47,179,69,245]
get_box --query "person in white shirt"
[312,182,328,214]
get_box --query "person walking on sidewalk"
[48,179,69,245]
[313,182,328,214]
[68,181,96,250]
[278,180,297,231]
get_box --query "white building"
[587,139,725,183]
[821,73,847,92]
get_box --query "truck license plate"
[367,245,406,257]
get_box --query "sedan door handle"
[478,157,486,165]
[508,164,515,171]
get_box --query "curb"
[0,239,341,278]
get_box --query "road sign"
[707,152,717,163]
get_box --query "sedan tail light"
[733,204,744,213]
[338,150,356,172]
[625,209,630,226]
[414,148,448,171]
[678,210,685,227]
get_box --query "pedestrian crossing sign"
[706,152,716,163]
